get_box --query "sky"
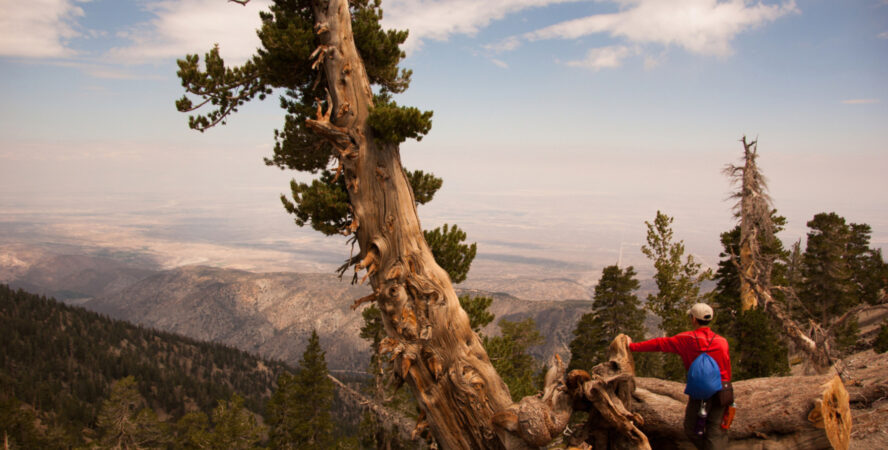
[1,0,887,287]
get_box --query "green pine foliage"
[796,213,887,354]
[874,321,888,354]
[280,167,444,236]
[641,211,713,381]
[175,411,213,449]
[801,212,858,324]
[406,169,444,205]
[712,218,790,380]
[728,308,789,379]
[0,284,291,447]
[833,318,862,354]
[176,0,431,228]
[484,318,545,401]
[281,170,351,236]
[423,223,478,284]
[207,394,267,449]
[459,295,495,333]
[267,330,335,449]
[96,376,171,449]
[847,223,888,306]
[568,265,645,372]
[369,94,434,145]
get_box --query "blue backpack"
[684,333,723,400]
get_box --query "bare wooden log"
[327,374,416,443]
[634,373,852,449]
[842,350,888,408]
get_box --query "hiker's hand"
[626,336,632,345]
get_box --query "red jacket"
[629,327,731,382]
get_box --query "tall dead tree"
[724,137,833,372]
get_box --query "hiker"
[626,303,733,450]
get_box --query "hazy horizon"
[2,0,886,288]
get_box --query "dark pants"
[683,396,728,450]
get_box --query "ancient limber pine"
[175,1,535,447]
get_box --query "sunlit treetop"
[176,0,436,233]
[176,0,431,174]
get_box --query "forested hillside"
[0,284,294,447]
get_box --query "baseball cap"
[687,303,714,321]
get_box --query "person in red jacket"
[627,303,732,449]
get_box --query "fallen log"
[633,372,852,449]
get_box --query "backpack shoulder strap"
[694,329,717,353]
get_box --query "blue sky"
[1,0,886,284]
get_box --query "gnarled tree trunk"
[306,2,649,448]
[306,1,548,447]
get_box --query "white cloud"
[507,0,798,68]
[381,0,579,53]
[485,36,523,53]
[107,0,271,65]
[0,0,86,58]
[566,45,633,70]
[841,99,879,105]
[526,0,798,57]
[878,31,888,39]
[490,58,509,68]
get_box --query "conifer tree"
[802,212,857,325]
[875,321,888,354]
[797,213,887,355]
[483,318,544,401]
[641,211,712,380]
[568,265,645,372]
[208,394,266,449]
[175,411,213,449]
[847,223,888,306]
[96,376,169,449]
[268,330,334,449]
[712,224,790,379]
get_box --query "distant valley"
[1,243,603,371]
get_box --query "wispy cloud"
[0,0,87,58]
[841,99,879,104]
[490,58,509,68]
[494,0,798,70]
[107,0,270,65]
[878,31,888,39]
[45,60,166,80]
[381,0,579,53]
[566,45,633,70]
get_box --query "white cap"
[687,303,714,321]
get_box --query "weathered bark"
[633,374,852,449]
[726,136,774,312]
[566,335,651,449]
[726,137,833,373]
[306,1,528,447]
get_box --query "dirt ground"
[844,350,888,449]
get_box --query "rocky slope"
[1,244,597,371]
[84,265,376,371]
[0,243,157,302]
